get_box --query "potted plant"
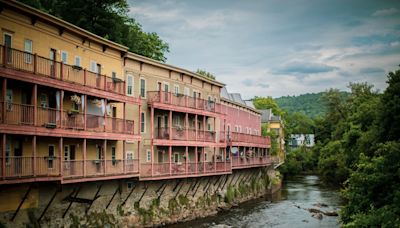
[69,94,81,114]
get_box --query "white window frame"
[3,32,12,64]
[64,145,70,161]
[146,149,151,162]
[61,51,68,64]
[140,77,146,98]
[127,151,134,160]
[111,146,116,161]
[74,56,81,67]
[127,74,134,96]
[24,39,33,64]
[141,112,146,133]
[184,87,190,96]
[90,60,97,72]
[174,85,179,95]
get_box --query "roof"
[4,0,128,52]
[259,109,282,123]
[220,87,261,114]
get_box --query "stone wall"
[0,165,281,227]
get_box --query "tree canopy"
[195,69,216,80]
[19,0,170,62]
[253,96,284,116]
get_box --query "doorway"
[50,48,57,77]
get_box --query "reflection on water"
[168,175,342,228]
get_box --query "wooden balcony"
[154,127,216,142]
[229,132,271,148]
[140,160,232,180]
[0,45,139,104]
[0,156,139,184]
[147,91,224,116]
[0,102,135,136]
[231,156,271,169]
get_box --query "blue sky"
[128,0,400,98]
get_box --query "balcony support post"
[169,146,172,175]
[169,110,172,140]
[32,136,36,177]
[84,69,87,86]
[59,137,63,178]
[214,147,216,172]
[103,139,107,175]
[195,114,198,140]
[83,138,86,177]
[2,134,6,180]
[60,62,64,81]
[203,148,206,172]
[32,84,37,126]
[195,147,198,174]
[185,113,188,140]
[60,90,64,128]
[123,103,126,133]
[185,146,188,174]
[84,95,87,130]
[138,104,142,135]
[2,78,7,123]
[104,100,107,132]
[151,107,154,177]
[123,140,126,174]
[203,116,206,142]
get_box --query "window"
[61,51,68,64]
[5,140,10,164]
[40,93,47,108]
[208,123,211,131]
[64,145,70,161]
[127,151,133,160]
[174,85,179,95]
[90,61,97,72]
[184,87,190,96]
[3,33,12,63]
[111,146,116,165]
[74,56,81,66]
[173,153,180,163]
[112,71,116,79]
[127,74,133,96]
[24,39,32,63]
[141,112,145,133]
[6,89,13,111]
[146,149,151,162]
[48,145,55,168]
[173,115,181,126]
[140,78,146,98]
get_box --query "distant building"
[289,134,315,149]
[258,109,285,163]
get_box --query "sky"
[128,0,400,98]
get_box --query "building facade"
[0,0,277,221]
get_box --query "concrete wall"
[0,166,280,227]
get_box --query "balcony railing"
[147,91,223,114]
[154,127,216,142]
[140,161,231,178]
[0,45,126,95]
[231,156,271,168]
[229,132,271,146]
[1,156,139,181]
[1,102,135,135]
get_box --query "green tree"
[196,69,216,80]
[19,0,169,62]
[253,96,283,116]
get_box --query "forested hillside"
[275,92,349,118]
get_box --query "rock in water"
[311,213,323,220]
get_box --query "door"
[157,116,161,138]
[50,49,57,77]
[4,33,12,63]
[164,84,169,102]
[164,116,168,138]
[112,106,117,132]
[14,139,22,174]
[21,91,30,124]
[48,145,55,169]
[96,64,102,87]
[70,145,76,160]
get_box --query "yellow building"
[260,109,285,164]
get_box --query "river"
[168,175,343,228]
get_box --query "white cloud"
[372,8,399,17]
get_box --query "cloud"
[274,61,339,75]
[359,67,385,74]
[242,79,269,88]
[372,8,399,17]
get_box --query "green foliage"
[19,0,169,62]
[224,185,235,203]
[280,147,318,175]
[196,69,216,80]
[275,92,349,119]
[69,210,117,227]
[253,96,284,116]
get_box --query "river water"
[169,175,343,228]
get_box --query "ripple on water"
[167,175,342,228]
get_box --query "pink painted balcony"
[147,91,223,114]
[2,156,60,179]
[139,161,232,179]
[230,132,271,147]
[1,103,135,135]
[154,127,216,142]
[231,156,271,169]
[0,45,126,95]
